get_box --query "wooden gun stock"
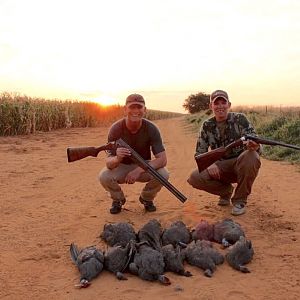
[67,143,115,162]
[195,139,244,173]
[195,135,300,173]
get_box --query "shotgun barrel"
[116,139,187,203]
[195,135,300,173]
[244,135,300,150]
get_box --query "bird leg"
[75,279,91,288]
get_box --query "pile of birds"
[70,218,254,288]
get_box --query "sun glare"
[93,96,119,107]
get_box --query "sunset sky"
[0,0,299,112]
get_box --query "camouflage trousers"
[187,150,261,205]
[98,163,169,205]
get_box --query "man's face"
[210,98,231,121]
[124,104,146,122]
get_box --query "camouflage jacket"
[195,112,257,159]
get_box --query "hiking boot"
[218,188,233,206]
[109,199,125,214]
[139,196,156,212]
[110,203,122,214]
[231,203,246,216]
[144,202,157,212]
[218,197,230,206]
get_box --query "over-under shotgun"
[67,139,187,203]
[195,135,300,173]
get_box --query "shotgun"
[67,138,187,203]
[195,135,300,173]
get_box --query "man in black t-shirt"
[99,94,169,214]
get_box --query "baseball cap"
[125,94,145,107]
[210,90,229,103]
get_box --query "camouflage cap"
[125,94,145,107]
[210,90,229,103]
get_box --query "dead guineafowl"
[192,219,245,247]
[182,240,224,277]
[138,219,163,251]
[100,222,137,247]
[161,220,191,247]
[70,243,104,288]
[226,236,254,273]
[104,240,136,280]
[129,244,170,285]
[162,244,192,277]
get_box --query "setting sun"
[0,1,299,112]
[93,96,120,107]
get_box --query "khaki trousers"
[187,150,261,205]
[99,163,169,205]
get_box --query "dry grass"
[0,92,183,136]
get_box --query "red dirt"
[1,117,299,300]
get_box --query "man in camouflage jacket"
[187,90,261,216]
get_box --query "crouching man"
[187,90,261,216]
[99,94,169,214]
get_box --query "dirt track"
[0,116,299,300]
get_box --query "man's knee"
[157,167,169,181]
[98,168,113,186]
[237,150,261,171]
[187,169,205,189]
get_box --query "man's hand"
[106,147,131,169]
[116,147,131,161]
[207,163,221,180]
[125,167,144,184]
[245,140,260,151]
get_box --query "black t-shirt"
[107,118,165,164]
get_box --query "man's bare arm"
[105,147,131,169]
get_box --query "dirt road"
[0,117,299,300]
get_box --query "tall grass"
[0,92,183,136]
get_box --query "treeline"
[0,93,183,136]
[186,108,300,164]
